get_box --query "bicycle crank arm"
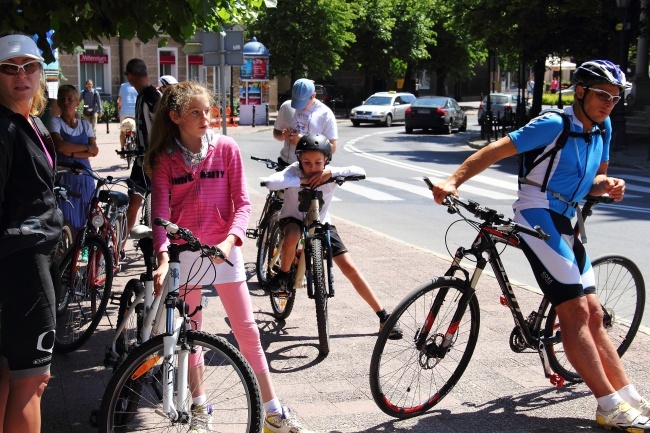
[537,341,565,388]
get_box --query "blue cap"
[291,79,315,110]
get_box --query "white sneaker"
[263,406,314,433]
[635,398,650,418]
[189,403,212,433]
[596,401,650,431]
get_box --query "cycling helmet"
[572,60,632,91]
[295,133,332,164]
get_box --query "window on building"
[159,49,177,78]
[80,48,106,94]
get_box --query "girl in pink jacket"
[145,82,313,433]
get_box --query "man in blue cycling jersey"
[433,60,649,432]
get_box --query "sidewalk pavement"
[42,120,650,433]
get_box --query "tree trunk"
[531,56,546,118]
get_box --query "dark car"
[405,96,467,134]
[315,84,347,112]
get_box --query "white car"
[350,91,416,127]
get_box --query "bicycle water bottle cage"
[298,189,324,212]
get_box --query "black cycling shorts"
[0,241,57,379]
[280,217,348,257]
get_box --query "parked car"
[405,96,467,134]
[315,84,347,112]
[477,93,530,125]
[350,91,416,127]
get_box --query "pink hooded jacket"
[151,131,251,255]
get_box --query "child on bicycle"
[265,133,403,340]
[145,81,314,433]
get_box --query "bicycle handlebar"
[154,217,233,266]
[250,155,279,170]
[115,149,144,157]
[57,161,147,196]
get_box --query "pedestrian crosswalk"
[256,174,650,213]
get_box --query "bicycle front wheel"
[126,136,136,169]
[268,222,296,320]
[99,331,263,433]
[114,278,145,362]
[311,238,330,356]
[256,214,277,285]
[55,235,113,353]
[544,254,645,383]
[370,277,480,418]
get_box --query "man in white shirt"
[273,79,337,166]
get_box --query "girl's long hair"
[145,81,212,175]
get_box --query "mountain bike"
[55,161,144,353]
[369,178,645,418]
[246,156,284,285]
[98,218,263,433]
[265,175,365,356]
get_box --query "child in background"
[265,133,403,340]
[145,81,314,433]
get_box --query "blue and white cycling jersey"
[509,105,611,218]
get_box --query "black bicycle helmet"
[295,133,332,164]
[572,60,631,91]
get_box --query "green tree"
[0,0,271,63]
[452,0,620,115]
[247,0,356,82]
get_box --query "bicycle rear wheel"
[125,135,136,169]
[268,222,296,320]
[55,235,113,353]
[98,331,263,433]
[544,254,645,383]
[311,238,330,356]
[370,277,480,418]
[256,214,277,285]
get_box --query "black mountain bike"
[264,175,365,356]
[370,178,645,418]
[246,156,285,285]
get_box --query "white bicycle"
[98,218,263,432]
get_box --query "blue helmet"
[572,60,631,91]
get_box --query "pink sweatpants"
[182,281,269,373]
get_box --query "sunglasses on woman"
[0,60,42,76]
[587,87,622,104]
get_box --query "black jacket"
[0,105,63,258]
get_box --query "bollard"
[252,105,256,128]
[265,104,269,126]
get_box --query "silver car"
[350,92,416,127]
[477,93,529,125]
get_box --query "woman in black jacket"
[0,33,62,433]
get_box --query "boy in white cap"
[158,75,178,93]
[273,78,337,167]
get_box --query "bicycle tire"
[142,194,152,228]
[370,277,480,418]
[255,215,275,285]
[55,235,113,353]
[312,238,330,356]
[53,221,74,306]
[114,278,145,361]
[126,135,136,170]
[98,331,263,433]
[544,254,645,383]
[268,222,296,320]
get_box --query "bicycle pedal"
[499,295,508,307]
[246,228,259,239]
[549,373,565,388]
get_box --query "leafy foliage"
[0,0,269,63]
[246,0,356,81]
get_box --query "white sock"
[193,394,206,406]
[263,398,282,414]
[618,384,643,406]
[597,392,625,411]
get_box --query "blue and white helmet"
[572,60,632,91]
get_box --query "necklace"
[62,116,78,128]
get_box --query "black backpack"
[518,108,606,193]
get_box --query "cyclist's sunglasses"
[0,60,42,76]
[586,87,622,104]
